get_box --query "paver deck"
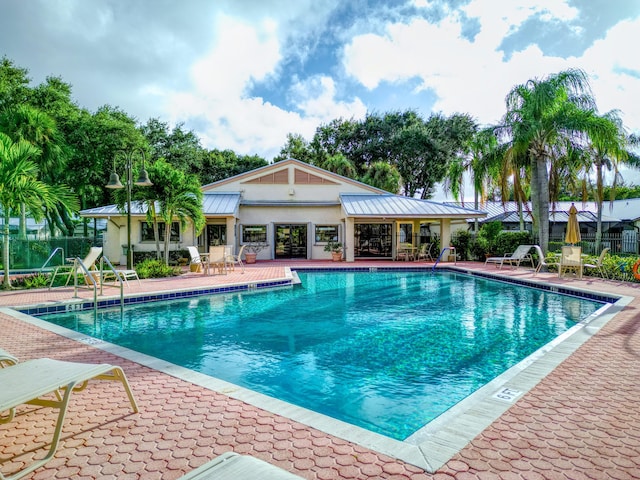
[1,260,639,479]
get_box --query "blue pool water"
[39,271,603,440]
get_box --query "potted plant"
[324,241,343,262]
[244,242,267,264]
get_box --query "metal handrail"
[431,246,457,272]
[97,256,124,307]
[40,247,65,272]
[71,258,98,315]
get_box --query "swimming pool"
[38,270,604,440]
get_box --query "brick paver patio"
[1,261,639,479]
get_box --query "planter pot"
[331,252,343,262]
[245,252,257,264]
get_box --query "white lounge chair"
[558,245,583,279]
[485,245,534,269]
[0,358,138,480]
[187,246,204,273]
[0,347,17,368]
[180,452,303,479]
[49,246,103,288]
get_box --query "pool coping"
[2,266,630,473]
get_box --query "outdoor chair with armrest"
[225,244,245,273]
[558,245,583,279]
[187,246,204,273]
[208,246,227,275]
[583,247,610,279]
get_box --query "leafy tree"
[0,133,78,288]
[273,133,317,164]
[0,57,31,110]
[309,110,476,198]
[360,161,400,193]
[317,152,357,178]
[199,149,267,185]
[140,118,207,175]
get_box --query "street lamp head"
[105,171,124,189]
[135,168,153,187]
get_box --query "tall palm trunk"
[594,162,604,253]
[530,152,550,253]
[3,211,12,289]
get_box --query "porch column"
[226,217,237,249]
[413,219,421,244]
[345,217,355,262]
[440,218,452,261]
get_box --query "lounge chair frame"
[180,451,303,479]
[485,245,535,269]
[0,358,138,480]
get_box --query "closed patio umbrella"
[565,203,581,245]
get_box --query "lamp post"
[105,148,153,270]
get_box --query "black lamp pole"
[105,148,153,270]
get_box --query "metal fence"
[0,236,103,271]
[546,231,638,255]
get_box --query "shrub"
[452,231,473,261]
[12,273,50,289]
[493,231,532,257]
[135,259,180,279]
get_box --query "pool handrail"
[40,247,65,272]
[432,246,456,272]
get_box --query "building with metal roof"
[81,159,486,263]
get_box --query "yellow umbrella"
[565,203,581,245]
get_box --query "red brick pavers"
[1,261,640,479]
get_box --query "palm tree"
[498,69,613,253]
[578,111,640,251]
[150,159,205,264]
[0,105,68,237]
[444,127,501,231]
[0,133,78,288]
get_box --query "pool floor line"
[1,267,629,473]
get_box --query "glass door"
[275,224,307,259]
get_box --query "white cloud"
[164,12,368,159]
[342,0,640,133]
[291,75,367,120]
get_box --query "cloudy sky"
[2,0,640,198]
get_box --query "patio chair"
[583,248,610,279]
[558,245,583,279]
[49,246,103,288]
[532,245,559,276]
[485,245,534,269]
[208,246,227,275]
[0,357,138,480]
[187,246,204,273]
[416,243,434,262]
[180,451,303,479]
[225,244,245,273]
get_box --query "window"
[141,222,180,242]
[242,225,267,243]
[315,225,338,243]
